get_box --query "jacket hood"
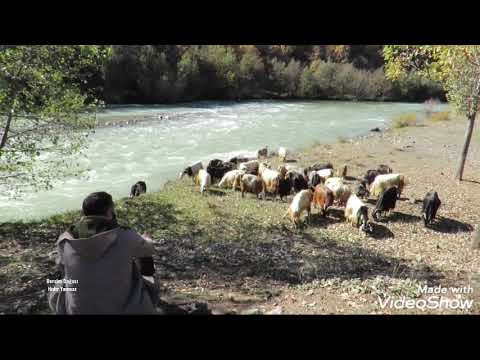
[57,216,121,260]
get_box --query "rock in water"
[370,127,381,132]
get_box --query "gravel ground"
[256,118,480,314]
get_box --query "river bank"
[0,116,479,314]
[2,101,445,222]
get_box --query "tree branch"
[0,107,14,149]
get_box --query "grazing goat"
[312,184,334,217]
[130,181,147,198]
[363,169,379,187]
[194,169,211,196]
[369,174,406,198]
[345,194,373,234]
[308,162,333,171]
[336,164,348,178]
[316,168,334,182]
[285,165,306,177]
[240,174,263,198]
[278,147,288,162]
[377,164,393,174]
[229,156,255,165]
[309,173,323,188]
[259,162,280,201]
[277,164,288,178]
[372,187,398,221]
[239,160,260,175]
[278,175,293,201]
[352,181,369,199]
[287,170,309,194]
[206,159,236,182]
[363,166,392,186]
[179,161,203,179]
[324,177,352,207]
[283,189,313,228]
[257,147,268,159]
[422,191,441,227]
[218,169,245,189]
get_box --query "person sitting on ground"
[48,191,159,314]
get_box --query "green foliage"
[384,45,480,118]
[384,45,480,180]
[101,45,445,104]
[392,113,418,128]
[0,46,110,196]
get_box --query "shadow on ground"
[207,189,227,197]
[463,179,480,185]
[149,202,444,288]
[369,223,395,240]
[429,217,474,233]
[0,190,447,313]
[387,211,422,224]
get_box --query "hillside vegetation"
[95,45,446,104]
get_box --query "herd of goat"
[129,146,442,234]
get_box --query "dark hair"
[82,192,114,216]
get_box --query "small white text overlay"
[46,279,78,292]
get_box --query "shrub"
[428,111,450,122]
[392,113,418,128]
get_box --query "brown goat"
[312,184,334,217]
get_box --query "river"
[0,100,447,222]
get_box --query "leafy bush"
[392,113,418,128]
[102,45,446,104]
[392,74,446,102]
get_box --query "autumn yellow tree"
[384,46,480,181]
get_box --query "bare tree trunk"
[0,109,14,149]
[455,113,476,181]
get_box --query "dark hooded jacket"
[48,216,156,315]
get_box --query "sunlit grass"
[392,113,417,129]
[427,111,450,123]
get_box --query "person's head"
[82,192,115,218]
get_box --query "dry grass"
[428,111,451,123]
[392,113,418,128]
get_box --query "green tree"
[237,46,265,98]
[176,46,203,101]
[298,65,317,98]
[0,45,110,196]
[201,46,239,99]
[384,45,480,181]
